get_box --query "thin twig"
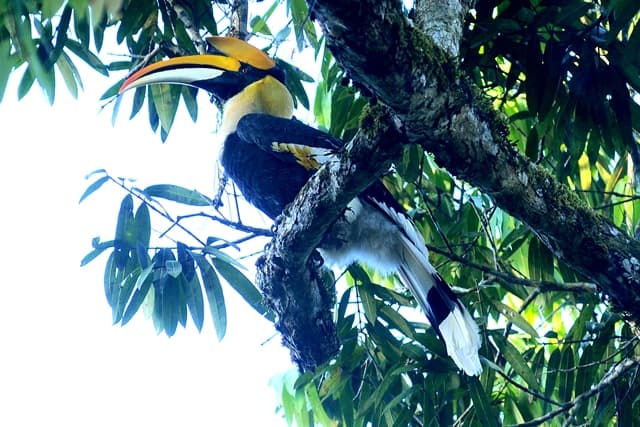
[165,0,206,53]
[426,243,598,294]
[510,356,640,427]
[107,176,207,246]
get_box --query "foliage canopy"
[3,0,640,425]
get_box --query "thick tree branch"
[414,0,474,57]
[256,106,404,370]
[307,0,640,329]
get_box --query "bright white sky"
[0,53,295,425]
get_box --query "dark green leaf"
[211,257,272,320]
[17,66,36,100]
[181,86,198,122]
[469,377,500,427]
[379,304,414,339]
[115,194,135,247]
[65,39,108,75]
[121,263,154,325]
[80,240,114,266]
[182,272,205,332]
[134,203,151,248]
[494,334,540,391]
[544,348,561,410]
[129,86,145,119]
[528,237,554,281]
[154,274,180,337]
[359,283,377,324]
[558,346,575,402]
[73,7,90,49]
[194,254,226,341]
[492,301,538,338]
[177,242,195,282]
[100,78,124,101]
[113,269,138,324]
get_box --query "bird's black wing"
[236,114,342,171]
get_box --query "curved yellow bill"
[119,54,242,94]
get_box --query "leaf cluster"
[462,0,640,222]
[80,171,272,339]
[9,0,640,425]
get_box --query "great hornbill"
[119,37,482,376]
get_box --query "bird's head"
[119,37,290,110]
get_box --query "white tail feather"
[439,306,482,376]
[398,235,482,376]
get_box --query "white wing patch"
[271,142,335,170]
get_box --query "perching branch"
[305,0,640,329]
[256,105,405,370]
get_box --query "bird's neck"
[220,76,294,137]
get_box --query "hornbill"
[119,37,482,376]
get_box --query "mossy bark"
[311,0,640,321]
[257,0,640,368]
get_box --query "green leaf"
[378,304,414,339]
[492,301,538,338]
[57,51,84,97]
[134,203,151,248]
[100,78,124,101]
[115,194,135,247]
[134,262,155,293]
[305,384,333,427]
[18,66,36,100]
[81,239,114,266]
[150,83,180,134]
[65,39,108,75]
[558,346,575,402]
[42,0,65,19]
[528,237,554,281]
[113,269,138,324]
[359,283,377,324]
[144,184,212,206]
[494,334,540,391]
[154,274,180,337]
[543,348,561,411]
[181,86,198,122]
[211,257,272,320]
[250,15,272,35]
[194,254,227,341]
[73,6,91,49]
[182,272,205,332]
[0,39,14,102]
[121,264,154,325]
[469,377,500,427]
[79,175,109,203]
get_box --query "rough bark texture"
[414,0,474,57]
[256,106,404,370]
[258,0,640,369]
[310,0,640,318]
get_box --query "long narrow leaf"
[144,184,212,206]
[194,254,227,340]
[212,257,272,321]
